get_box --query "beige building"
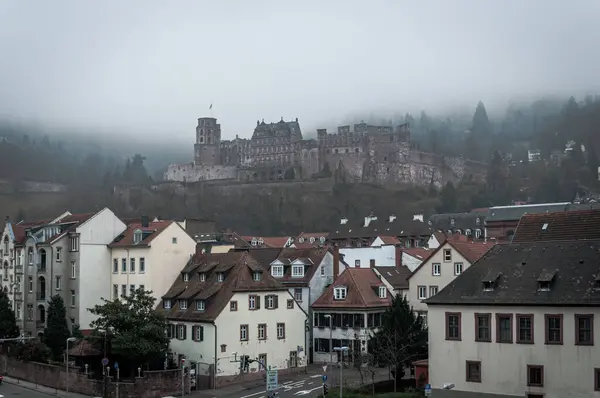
[109,218,196,303]
[158,251,307,388]
[407,236,492,322]
[426,240,600,398]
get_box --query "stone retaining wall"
[0,355,187,397]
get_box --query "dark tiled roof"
[329,216,431,239]
[426,240,600,306]
[312,268,391,309]
[512,209,600,243]
[243,248,283,268]
[269,247,329,287]
[402,248,435,262]
[240,236,291,248]
[374,266,411,289]
[428,212,485,231]
[157,251,287,322]
[376,236,401,245]
[486,203,570,222]
[108,220,173,247]
[293,232,329,248]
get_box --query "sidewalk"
[2,375,94,397]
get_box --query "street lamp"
[66,337,77,394]
[324,314,333,363]
[333,346,349,398]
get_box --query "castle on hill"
[164,117,486,186]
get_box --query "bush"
[8,341,50,362]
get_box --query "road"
[0,382,56,397]
[235,374,326,398]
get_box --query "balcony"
[36,293,46,302]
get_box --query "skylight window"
[542,223,549,230]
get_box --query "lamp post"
[65,337,77,394]
[333,346,349,398]
[324,314,332,363]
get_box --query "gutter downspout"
[213,322,218,389]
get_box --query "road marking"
[294,386,323,395]
[307,381,314,385]
[240,392,265,398]
[309,374,321,378]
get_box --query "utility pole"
[181,358,186,397]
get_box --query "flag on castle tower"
[209,104,213,110]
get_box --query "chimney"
[388,215,396,223]
[195,243,207,257]
[141,216,149,228]
[333,244,340,277]
[340,217,348,225]
[413,213,424,222]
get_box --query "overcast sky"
[0,0,599,142]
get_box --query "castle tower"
[194,117,221,166]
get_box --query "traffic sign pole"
[424,383,432,396]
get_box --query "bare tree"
[369,295,428,393]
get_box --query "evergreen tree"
[437,182,458,213]
[44,295,72,360]
[370,295,428,392]
[0,290,20,339]
[472,101,492,135]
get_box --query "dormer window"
[217,272,224,282]
[183,273,189,282]
[196,300,205,311]
[481,272,502,292]
[537,270,556,292]
[179,299,187,310]
[133,229,143,245]
[378,286,387,298]
[271,265,284,277]
[334,286,347,300]
[292,265,304,277]
[200,273,206,282]
[163,299,171,309]
[253,271,261,281]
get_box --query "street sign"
[424,383,431,396]
[322,375,327,382]
[113,362,119,370]
[266,369,278,391]
[101,358,109,366]
[322,365,327,372]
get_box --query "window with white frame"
[130,284,135,295]
[454,262,463,275]
[271,265,284,277]
[443,249,452,262]
[133,229,143,245]
[28,276,33,292]
[55,276,61,290]
[320,265,325,276]
[429,286,438,296]
[475,229,482,239]
[258,324,267,340]
[70,290,76,306]
[113,259,118,273]
[177,324,186,339]
[130,258,135,272]
[196,300,205,311]
[277,323,285,339]
[432,263,441,276]
[121,284,126,297]
[253,271,261,281]
[71,261,76,279]
[164,299,171,309]
[121,258,126,272]
[200,273,206,282]
[266,295,275,309]
[194,325,204,341]
[183,273,189,282]
[334,286,347,300]
[70,235,79,252]
[113,284,118,299]
[355,259,360,267]
[418,285,427,300]
[249,295,256,310]
[179,299,187,310]
[294,288,303,302]
[217,272,224,282]
[240,325,248,341]
[55,247,62,262]
[378,286,387,298]
[291,265,304,277]
[139,257,146,273]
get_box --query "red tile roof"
[240,236,291,248]
[312,268,392,309]
[377,236,401,245]
[108,220,173,247]
[402,248,434,262]
[512,209,600,243]
[269,247,329,287]
[157,251,287,322]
